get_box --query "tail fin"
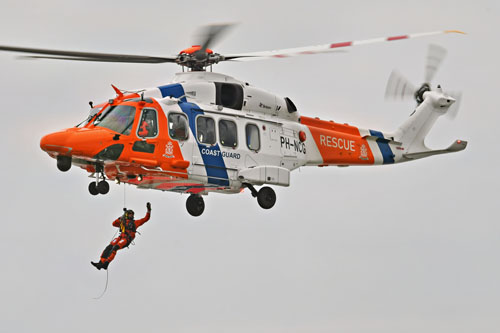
[393,87,467,159]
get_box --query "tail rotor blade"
[385,70,416,100]
[425,44,447,83]
[446,91,462,120]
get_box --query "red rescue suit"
[93,210,150,270]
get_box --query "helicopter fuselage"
[39,71,465,215]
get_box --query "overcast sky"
[1,1,499,332]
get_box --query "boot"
[91,261,103,270]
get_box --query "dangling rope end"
[93,268,110,300]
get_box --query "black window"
[196,116,216,145]
[215,83,244,110]
[137,109,158,138]
[219,119,237,148]
[168,113,189,140]
[246,124,260,151]
[94,144,125,160]
[132,141,155,153]
[284,97,297,113]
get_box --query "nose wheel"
[89,180,110,195]
[88,166,109,195]
[56,155,72,172]
[186,194,205,217]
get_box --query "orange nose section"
[40,131,73,155]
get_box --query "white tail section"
[393,87,467,158]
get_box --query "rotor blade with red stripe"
[224,30,465,61]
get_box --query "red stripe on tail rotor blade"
[330,41,353,48]
[387,35,409,41]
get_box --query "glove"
[146,202,151,211]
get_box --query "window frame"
[196,115,217,145]
[218,118,238,149]
[136,107,159,139]
[167,112,190,141]
[245,123,261,152]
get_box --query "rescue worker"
[91,202,151,270]
[138,119,150,137]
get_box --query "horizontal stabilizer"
[403,140,467,159]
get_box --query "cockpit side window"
[96,105,136,135]
[137,108,158,138]
[219,119,237,148]
[168,113,189,141]
[196,116,216,145]
[246,123,260,151]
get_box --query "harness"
[120,218,136,233]
[119,217,137,246]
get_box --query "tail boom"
[300,116,399,166]
[301,89,466,167]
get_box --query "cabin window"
[137,108,158,138]
[219,119,237,148]
[196,116,216,145]
[168,113,189,140]
[246,123,260,151]
[96,105,136,135]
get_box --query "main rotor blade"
[224,30,465,61]
[0,45,176,63]
[425,44,447,83]
[194,23,235,51]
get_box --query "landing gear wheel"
[57,155,72,172]
[88,182,99,196]
[186,194,205,217]
[257,186,276,209]
[97,180,109,195]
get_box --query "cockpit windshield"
[76,106,105,128]
[96,105,136,135]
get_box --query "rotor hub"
[176,46,224,71]
[414,83,431,104]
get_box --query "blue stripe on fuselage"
[176,99,230,186]
[158,83,187,102]
[369,130,394,164]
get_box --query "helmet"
[125,209,135,219]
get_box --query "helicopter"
[0,25,466,216]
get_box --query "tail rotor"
[425,44,447,84]
[385,44,461,118]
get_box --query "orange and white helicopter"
[0,25,466,216]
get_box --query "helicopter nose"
[40,131,73,155]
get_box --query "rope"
[93,268,110,300]
[123,183,127,209]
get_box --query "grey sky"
[1,1,499,332]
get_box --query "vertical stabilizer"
[394,88,457,155]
